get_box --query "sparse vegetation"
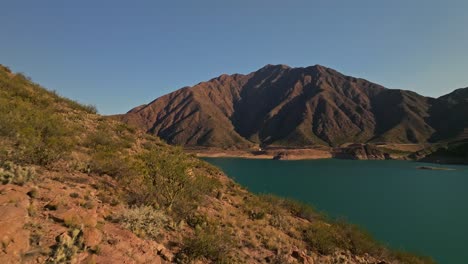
[138,147,196,209]
[119,206,168,240]
[303,220,381,256]
[259,194,322,221]
[179,226,236,263]
[127,147,221,221]
[392,251,437,264]
[0,70,77,166]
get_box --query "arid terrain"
[0,64,437,263]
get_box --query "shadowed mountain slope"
[120,64,466,148]
[428,87,468,141]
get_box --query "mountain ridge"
[119,64,467,148]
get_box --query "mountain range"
[119,64,468,148]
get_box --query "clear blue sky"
[1,0,467,114]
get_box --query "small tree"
[140,147,193,210]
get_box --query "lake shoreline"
[186,145,468,165]
[185,147,333,160]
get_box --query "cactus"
[0,161,36,185]
[47,227,85,264]
[120,206,168,240]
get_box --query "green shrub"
[0,78,75,165]
[119,206,168,240]
[180,226,235,263]
[85,124,139,178]
[84,130,116,149]
[0,68,101,166]
[75,102,98,114]
[1,107,74,165]
[50,89,98,114]
[89,149,135,177]
[303,222,340,255]
[135,147,220,217]
[139,147,193,209]
[192,159,223,176]
[248,209,266,220]
[242,195,272,221]
[84,125,135,154]
[259,194,321,222]
[335,220,382,255]
[186,213,209,229]
[281,199,321,221]
[391,251,436,264]
[337,220,431,261]
[114,122,136,135]
[245,194,319,222]
[268,212,288,230]
[304,220,385,256]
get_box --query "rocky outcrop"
[414,140,468,164]
[333,144,390,160]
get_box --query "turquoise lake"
[202,158,468,263]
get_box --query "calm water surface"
[203,158,468,263]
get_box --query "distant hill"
[120,64,467,148]
[428,88,468,141]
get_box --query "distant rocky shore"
[186,144,396,161]
[187,143,468,165]
[185,146,333,160]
